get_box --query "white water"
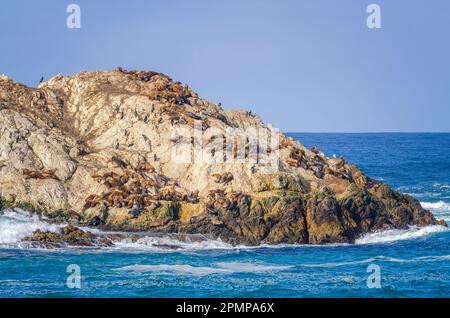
[114,235,234,251]
[1,208,449,250]
[303,254,450,268]
[421,201,450,220]
[353,200,450,245]
[421,201,450,210]
[0,209,63,246]
[114,262,293,276]
[0,209,240,251]
[355,225,449,245]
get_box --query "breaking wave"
[114,262,293,276]
[0,209,63,247]
[421,201,450,221]
[114,253,450,274]
[113,235,235,251]
[355,225,449,245]
[421,201,450,210]
[1,209,448,250]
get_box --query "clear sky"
[1,0,449,132]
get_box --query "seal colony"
[0,69,446,246]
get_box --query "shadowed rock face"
[0,70,445,245]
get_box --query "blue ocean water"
[0,133,449,298]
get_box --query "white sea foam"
[113,235,235,251]
[0,208,237,251]
[0,209,62,246]
[1,206,448,250]
[416,254,450,262]
[421,201,450,220]
[302,254,450,268]
[303,258,376,268]
[421,201,450,210]
[114,262,293,276]
[355,225,449,245]
[214,262,293,272]
[115,264,231,275]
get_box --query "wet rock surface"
[0,69,446,246]
[24,225,113,248]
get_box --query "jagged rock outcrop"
[0,69,445,245]
[24,225,113,248]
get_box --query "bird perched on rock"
[130,202,141,218]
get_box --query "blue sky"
[0,0,449,132]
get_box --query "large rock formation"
[0,69,445,245]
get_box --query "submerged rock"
[0,69,446,246]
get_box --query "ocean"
[0,133,449,297]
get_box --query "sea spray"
[0,209,62,245]
[355,225,449,244]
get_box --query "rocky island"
[0,69,446,246]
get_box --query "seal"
[135,161,155,173]
[211,172,233,184]
[22,168,59,180]
[83,194,101,210]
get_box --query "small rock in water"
[23,225,114,248]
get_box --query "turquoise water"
[1,133,449,297]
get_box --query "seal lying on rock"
[22,168,59,180]
[211,172,234,184]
